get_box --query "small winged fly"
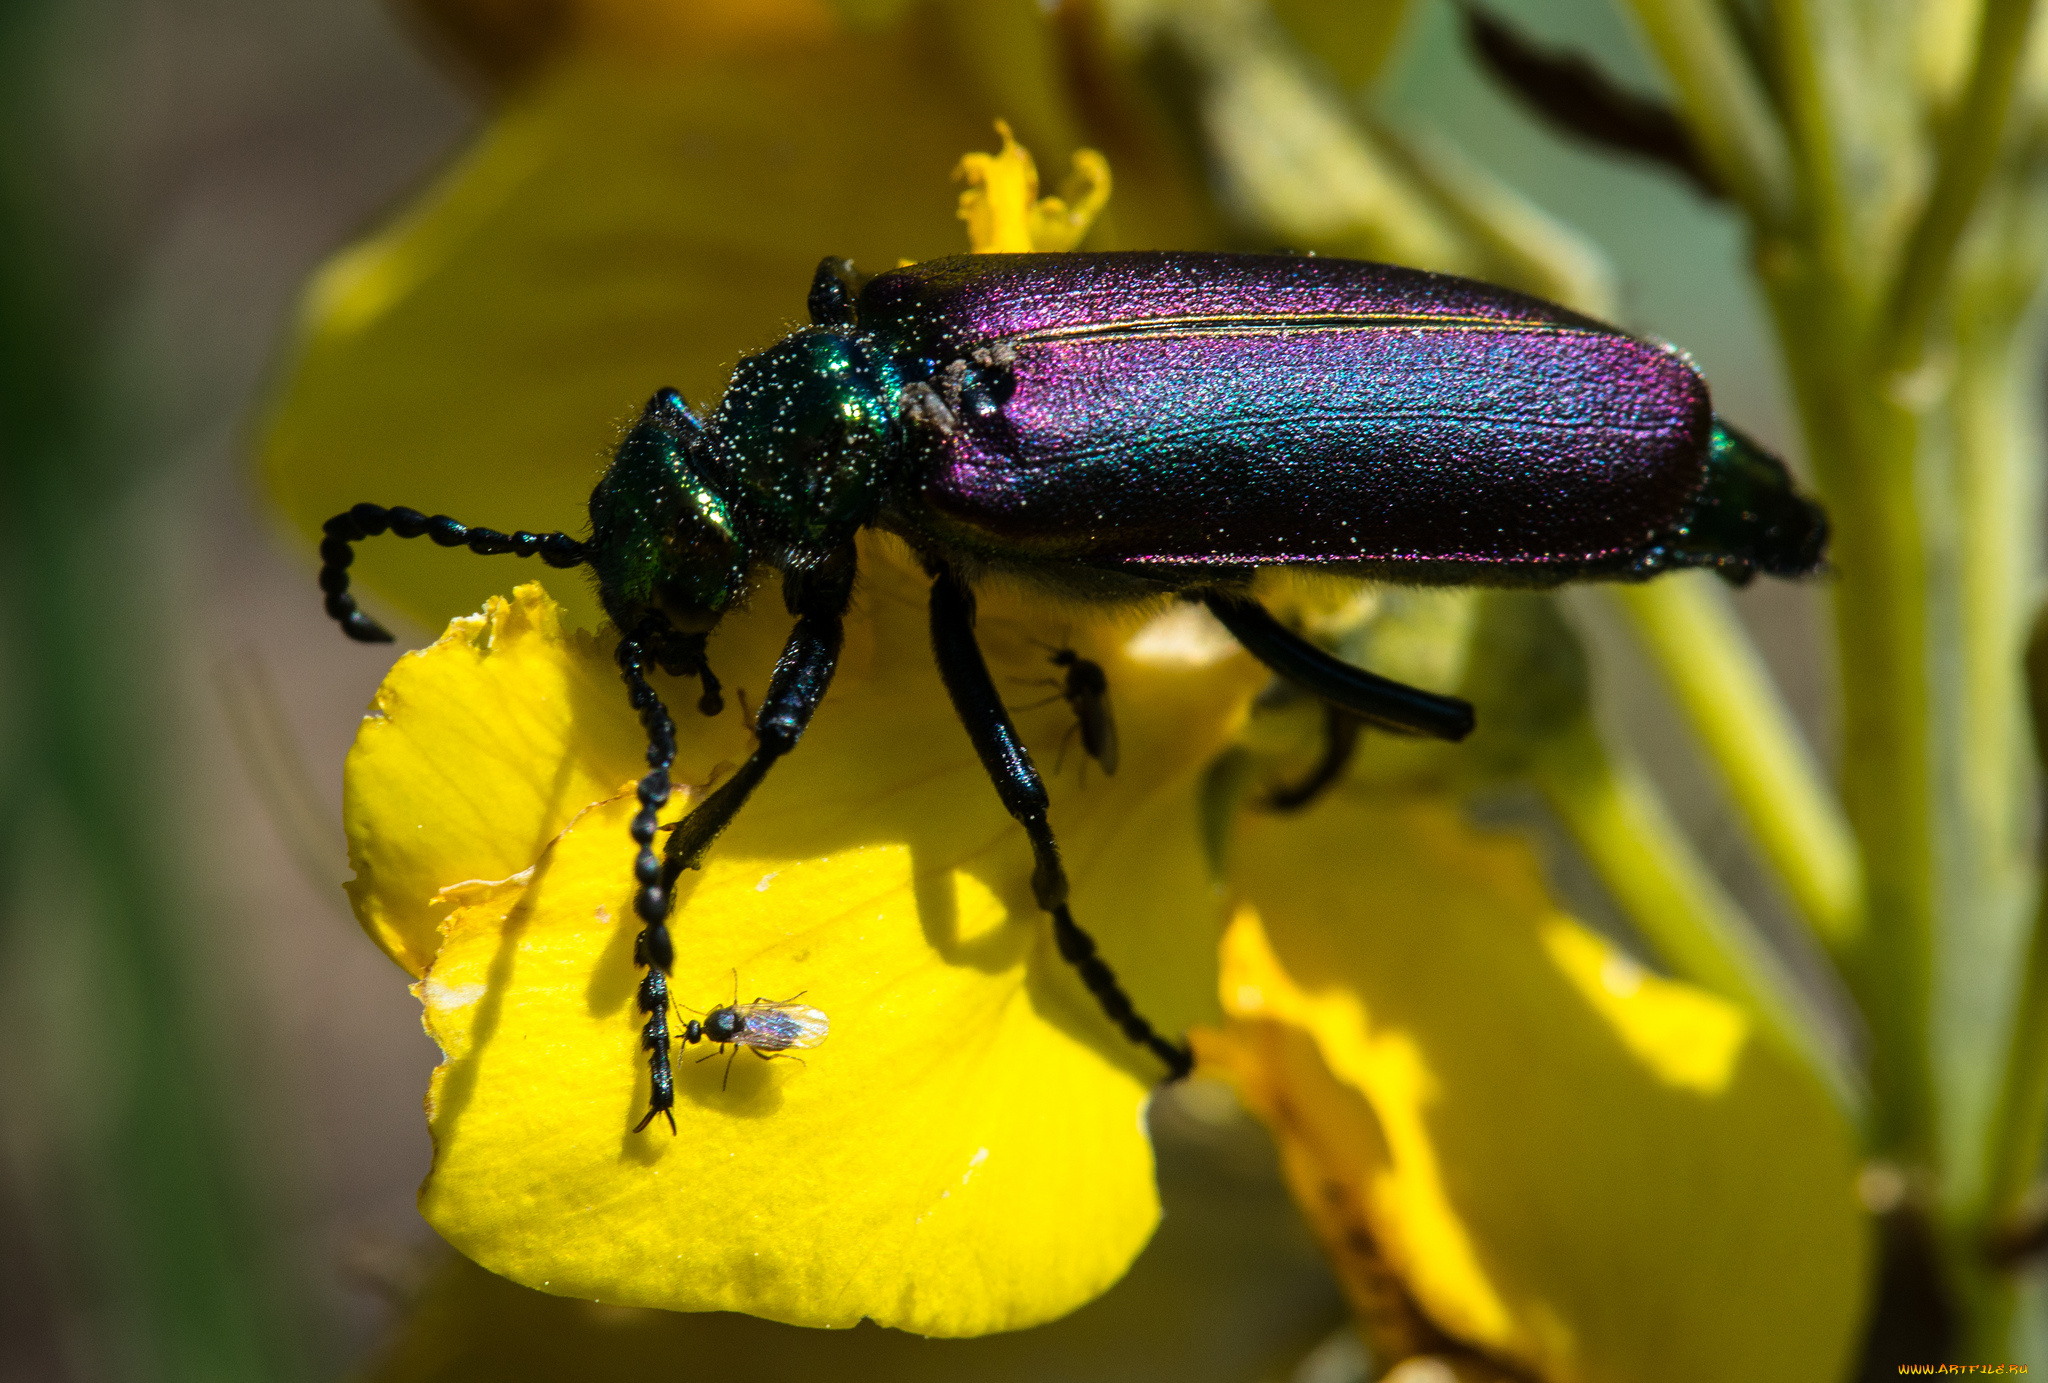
[1016,644,1119,778]
[686,979,829,1082]
[635,975,829,1132]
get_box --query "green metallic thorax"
[706,332,899,565]
[585,332,898,637]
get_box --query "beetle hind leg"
[1263,704,1365,812]
[1200,591,1476,742]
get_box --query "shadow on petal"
[1200,794,1868,1383]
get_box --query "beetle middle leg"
[925,561,1193,1080]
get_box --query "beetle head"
[707,330,892,555]
[588,389,752,635]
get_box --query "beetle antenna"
[319,503,587,643]
[619,633,683,1134]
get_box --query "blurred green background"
[0,0,1843,1377]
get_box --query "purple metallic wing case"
[857,252,1712,580]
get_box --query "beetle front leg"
[657,547,857,895]
[621,552,851,1132]
[925,562,1193,1080]
[1200,591,1476,742]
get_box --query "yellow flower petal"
[364,1086,1343,1381]
[1200,796,1868,1383]
[341,584,737,977]
[955,120,1111,253]
[346,533,1267,1333]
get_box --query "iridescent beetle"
[317,250,1828,1133]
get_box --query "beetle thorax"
[707,330,895,559]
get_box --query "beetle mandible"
[316,250,1828,1134]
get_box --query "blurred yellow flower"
[955,120,1111,255]
[1198,796,1867,1382]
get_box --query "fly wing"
[734,1002,831,1051]
[1081,693,1118,775]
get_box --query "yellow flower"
[1198,795,1867,1382]
[345,553,1261,1333]
[955,120,1110,255]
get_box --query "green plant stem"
[1617,0,1797,228]
[1985,878,2048,1252]
[1535,719,1864,1127]
[1965,869,2048,1361]
[1948,200,2048,1241]
[1768,0,1855,277]
[1881,0,2041,372]
[1609,575,1864,952]
[1961,177,2048,1351]
[1782,308,1937,1165]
